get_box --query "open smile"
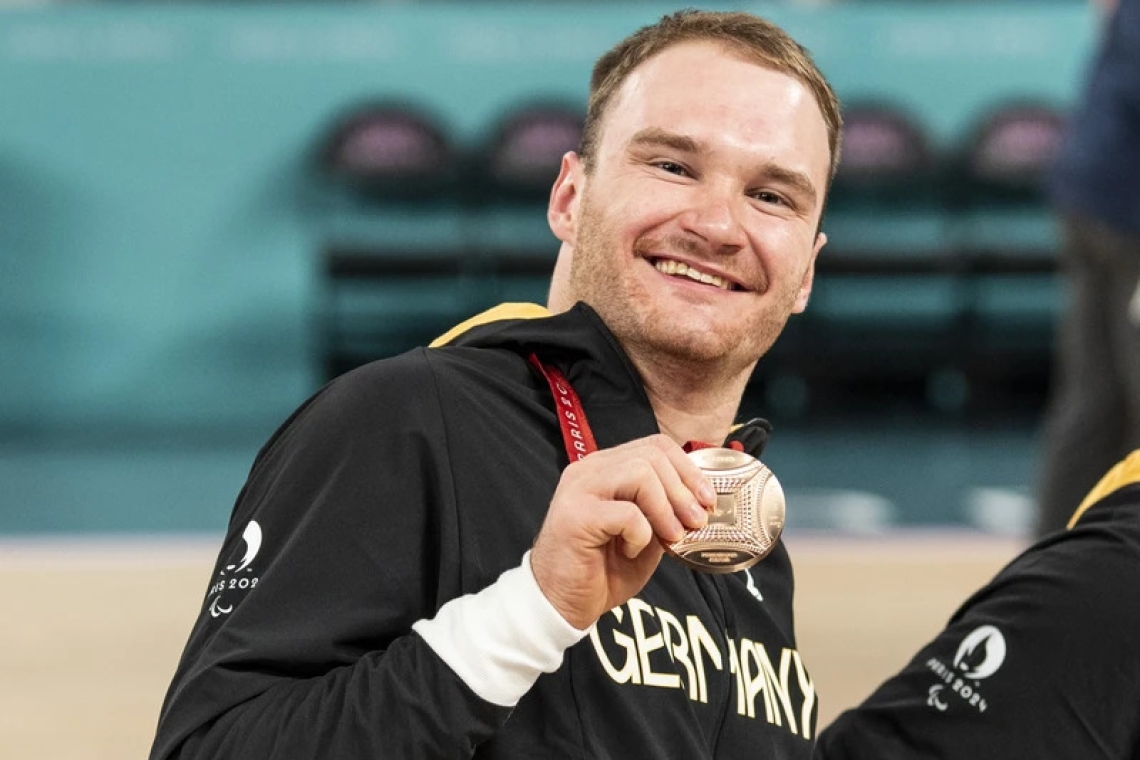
[650,257,745,292]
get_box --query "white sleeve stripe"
[412,551,591,707]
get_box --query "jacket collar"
[433,302,656,450]
[433,301,771,457]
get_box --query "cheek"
[617,176,695,227]
[750,223,816,276]
[596,207,667,263]
[617,197,673,241]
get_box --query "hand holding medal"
[530,355,785,606]
[666,447,785,573]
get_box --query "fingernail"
[688,503,708,527]
[699,482,716,506]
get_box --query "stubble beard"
[569,191,799,376]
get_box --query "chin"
[645,324,744,364]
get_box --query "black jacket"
[815,451,1140,759]
[150,303,817,759]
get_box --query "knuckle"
[557,462,583,487]
[562,459,587,477]
[679,460,703,483]
[629,458,656,480]
[643,442,673,467]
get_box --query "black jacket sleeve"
[149,352,512,759]
[814,497,1140,759]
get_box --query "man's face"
[548,41,830,374]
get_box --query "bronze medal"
[666,447,785,573]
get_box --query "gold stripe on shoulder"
[429,303,551,348]
[1067,449,1140,529]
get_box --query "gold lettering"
[756,643,797,733]
[687,616,723,704]
[657,608,699,701]
[793,650,816,740]
[589,605,641,684]
[737,638,768,719]
[728,637,747,715]
[588,599,813,740]
[628,598,680,689]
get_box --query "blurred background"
[0,0,1102,757]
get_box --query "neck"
[626,349,752,447]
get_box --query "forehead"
[600,41,830,186]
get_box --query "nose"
[679,183,747,254]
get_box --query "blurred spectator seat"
[313,100,480,378]
[946,99,1068,410]
[319,100,461,201]
[468,100,585,305]
[479,100,584,205]
[948,99,1067,268]
[777,101,959,416]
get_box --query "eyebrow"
[628,127,700,155]
[758,162,819,209]
[628,127,819,209]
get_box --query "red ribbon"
[528,353,740,461]
[528,354,599,462]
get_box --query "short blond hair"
[581,9,842,183]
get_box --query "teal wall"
[0,2,1097,434]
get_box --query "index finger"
[639,435,718,512]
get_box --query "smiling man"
[150,10,842,760]
[547,33,832,447]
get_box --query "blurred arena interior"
[0,1,1098,757]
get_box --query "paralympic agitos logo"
[205,520,263,618]
[925,624,1007,714]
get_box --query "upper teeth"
[654,259,732,290]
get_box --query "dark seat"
[318,100,460,199]
[948,101,1067,270]
[467,101,585,305]
[312,101,479,378]
[773,101,958,418]
[946,99,1069,412]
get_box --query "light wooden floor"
[0,532,1022,759]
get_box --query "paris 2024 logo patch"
[924,624,1007,714]
[204,520,263,618]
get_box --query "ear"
[547,151,584,244]
[791,232,826,314]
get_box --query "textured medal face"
[666,448,785,573]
